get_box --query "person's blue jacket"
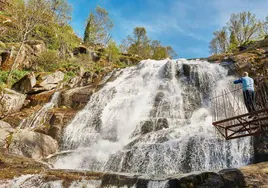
[234,76,254,91]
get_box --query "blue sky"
[67,0,268,59]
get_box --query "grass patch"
[0,70,29,87]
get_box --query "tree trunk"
[6,41,24,86]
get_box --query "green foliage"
[0,70,29,85]
[84,6,113,46]
[151,40,177,60]
[1,0,79,53]
[32,24,59,50]
[127,27,151,58]
[124,27,177,59]
[64,71,76,81]
[33,50,60,72]
[228,31,239,52]
[261,16,268,36]
[105,40,120,63]
[210,11,266,54]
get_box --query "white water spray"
[19,92,60,129]
[54,59,253,175]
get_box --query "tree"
[6,0,53,85]
[227,12,259,45]
[105,40,120,63]
[151,40,177,59]
[151,40,166,60]
[209,38,220,54]
[51,0,72,25]
[122,27,177,59]
[229,30,239,51]
[166,46,177,58]
[261,16,268,36]
[209,28,229,54]
[84,6,113,46]
[127,27,151,58]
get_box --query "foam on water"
[53,59,252,175]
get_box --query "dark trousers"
[243,90,256,113]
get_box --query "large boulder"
[0,128,13,152]
[0,120,12,129]
[60,85,95,109]
[0,88,26,118]
[11,72,36,94]
[0,121,13,152]
[9,129,58,159]
[27,90,56,107]
[3,105,42,128]
[18,40,46,69]
[73,45,100,62]
[44,108,77,142]
[30,71,64,93]
[38,71,64,86]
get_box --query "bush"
[64,71,76,81]
[33,50,60,72]
[0,70,29,86]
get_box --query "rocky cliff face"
[208,37,268,83]
[208,37,268,165]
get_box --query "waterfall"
[53,59,253,175]
[19,92,60,129]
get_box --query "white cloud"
[111,0,210,42]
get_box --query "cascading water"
[54,59,253,175]
[19,92,60,129]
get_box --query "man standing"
[234,72,256,115]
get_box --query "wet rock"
[27,90,56,107]
[60,85,95,109]
[154,92,165,107]
[219,168,246,187]
[0,89,26,118]
[182,63,191,77]
[0,152,268,187]
[9,129,58,159]
[45,108,77,142]
[3,105,42,128]
[11,72,36,94]
[253,135,268,163]
[155,118,168,131]
[140,120,154,134]
[0,128,13,151]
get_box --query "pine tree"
[229,31,239,52]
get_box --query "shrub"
[33,50,60,72]
[0,70,29,86]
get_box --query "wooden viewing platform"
[211,82,268,140]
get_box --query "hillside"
[208,37,268,83]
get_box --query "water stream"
[53,59,253,174]
[19,91,60,129]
